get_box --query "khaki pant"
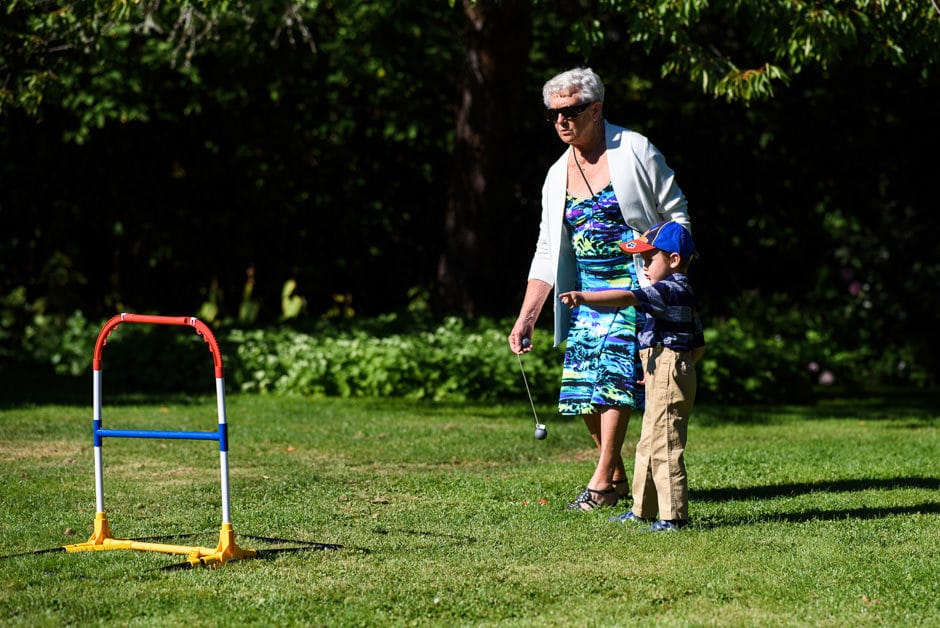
[632,346,697,521]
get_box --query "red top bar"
[92,313,224,377]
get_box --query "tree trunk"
[437,0,533,315]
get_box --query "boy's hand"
[558,291,581,308]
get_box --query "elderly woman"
[508,67,691,511]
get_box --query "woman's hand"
[510,279,552,354]
[508,326,534,354]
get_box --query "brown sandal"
[566,487,619,512]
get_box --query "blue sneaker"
[609,510,646,524]
[651,519,687,532]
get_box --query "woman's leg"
[569,408,631,511]
[582,413,601,449]
[587,406,630,490]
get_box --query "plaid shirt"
[632,272,705,352]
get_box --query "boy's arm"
[559,290,638,308]
[691,346,705,363]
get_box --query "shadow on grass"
[696,502,940,529]
[693,476,940,501]
[692,476,940,528]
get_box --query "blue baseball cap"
[619,221,697,259]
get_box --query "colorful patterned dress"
[558,183,645,415]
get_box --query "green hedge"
[9,308,934,404]
[224,317,558,402]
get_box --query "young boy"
[559,221,704,532]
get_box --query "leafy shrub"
[17,313,233,393]
[224,317,560,402]
[695,290,934,403]
[98,324,226,393]
[696,316,815,404]
[7,306,934,403]
[21,310,97,377]
[222,307,932,403]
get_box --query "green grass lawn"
[1,393,938,625]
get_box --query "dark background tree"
[2,1,939,387]
[438,0,532,314]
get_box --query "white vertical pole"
[93,369,105,513]
[216,377,232,525]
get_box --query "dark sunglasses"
[543,101,594,122]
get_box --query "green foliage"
[1,1,321,138]
[21,310,95,377]
[698,312,814,404]
[280,279,305,320]
[1,270,95,373]
[225,316,559,402]
[237,268,260,326]
[6,1,938,128]
[2,0,939,397]
[576,0,940,102]
[696,290,934,404]
[221,307,933,403]
[6,308,934,403]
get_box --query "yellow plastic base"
[198,522,258,567]
[63,513,256,567]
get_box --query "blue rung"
[96,428,221,442]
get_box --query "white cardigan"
[527,122,691,346]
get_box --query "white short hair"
[542,67,605,107]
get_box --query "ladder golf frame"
[63,313,256,567]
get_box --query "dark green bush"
[21,310,94,377]
[7,305,934,404]
[224,316,560,402]
[695,290,933,402]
